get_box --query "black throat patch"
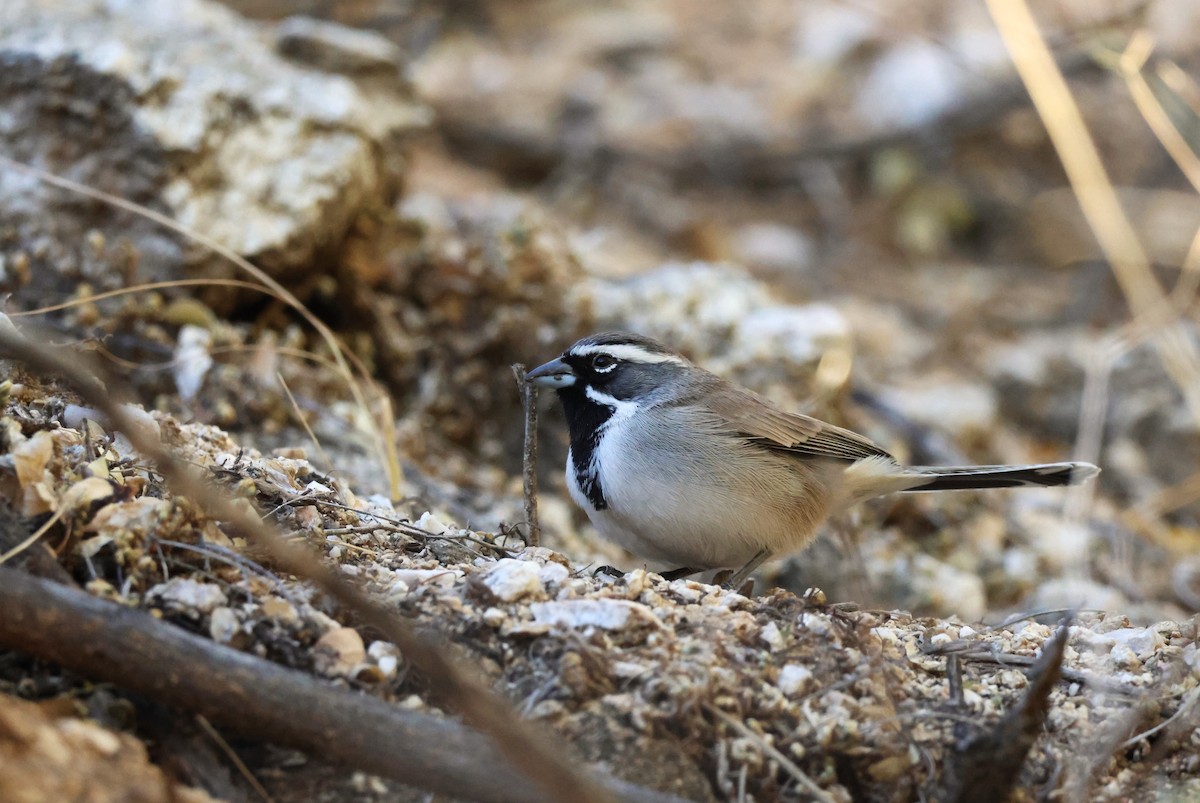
[557,385,612,510]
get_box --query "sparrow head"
[526,332,690,404]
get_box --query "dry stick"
[987,0,1200,427]
[937,622,1070,803]
[194,715,275,803]
[0,328,617,803]
[0,568,685,803]
[512,364,541,547]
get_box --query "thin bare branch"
[512,364,541,547]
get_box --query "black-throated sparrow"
[526,332,1099,588]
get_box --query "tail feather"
[903,461,1099,492]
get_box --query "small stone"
[391,568,458,590]
[777,664,814,696]
[530,599,657,631]
[537,561,570,586]
[760,621,786,652]
[367,641,401,680]
[478,559,544,602]
[151,578,227,614]
[208,607,239,644]
[314,627,366,677]
[732,222,813,273]
[414,512,450,535]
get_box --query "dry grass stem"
[275,371,334,472]
[987,0,1200,430]
[707,705,835,803]
[8,279,273,318]
[0,506,66,566]
[1118,32,1200,196]
[195,714,275,803]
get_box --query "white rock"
[152,578,227,613]
[391,568,459,590]
[1015,508,1093,572]
[732,223,813,273]
[795,2,875,63]
[730,303,850,367]
[208,606,239,643]
[479,559,543,602]
[537,561,570,586]
[367,641,401,679]
[530,599,656,631]
[857,41,965,129]
[881,379,997,437]
[375,654,399,679]
[173,325,213,402]
[777,663,814,696]
[1026,578,1128,615]
[760,621,786,652]
[799,612,832,636]
[1076,627,1166,660]
[413,511,450,535]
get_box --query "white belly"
[566,408,835,569]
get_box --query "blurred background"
[3,0,1199,624]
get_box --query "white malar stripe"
[585,385,640,422]
[569,343,687,366]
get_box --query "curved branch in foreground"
[0,567,687,803]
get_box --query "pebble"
[478,559,544,601]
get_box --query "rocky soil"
[0,0,1198,800]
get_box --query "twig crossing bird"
[527,332,1099,589]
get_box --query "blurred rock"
[984,327,1200,493]
[730,222,814,275]
[0,0,428,311]
[586,261,851,389]
[1024,577,1129,614]
[0,693,216,803]
[856,41,966,130]
[879,377,998,441]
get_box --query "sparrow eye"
[591,354,617,371]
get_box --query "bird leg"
[722,548,771,591]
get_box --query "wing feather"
[682,376,894,463]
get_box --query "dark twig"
[0,568,685,803]
[937,620,1071,803]
[0,326,614,803]
[512,364,541,547]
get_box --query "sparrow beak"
[525,357,576,389]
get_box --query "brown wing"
[686,375,894,463]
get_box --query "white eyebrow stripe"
[569,343,687,365]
